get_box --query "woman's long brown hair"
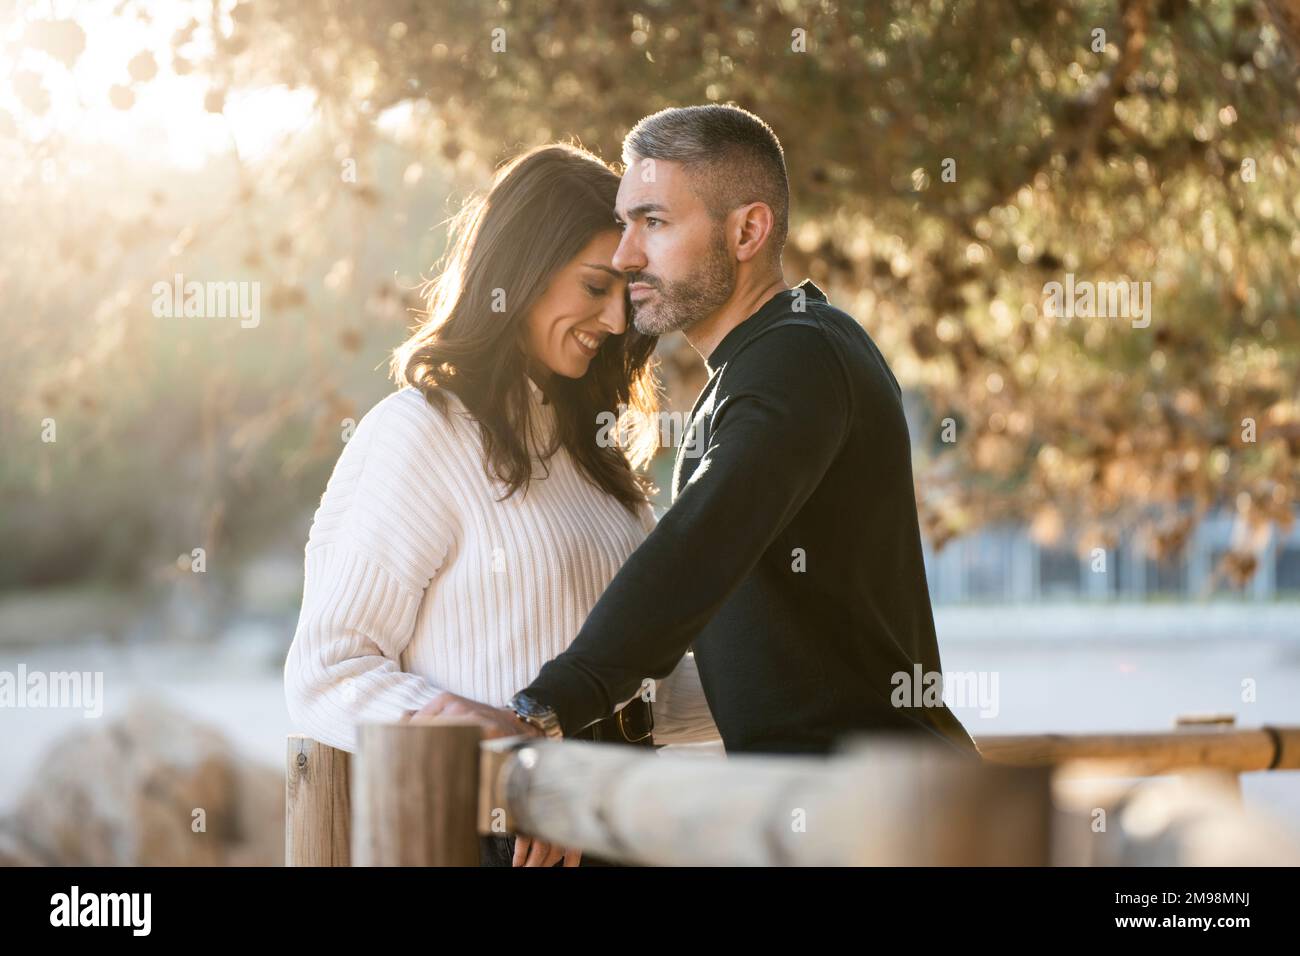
[391,143,661,512]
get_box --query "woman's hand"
[407,691,541,740]
[513,834,582,867]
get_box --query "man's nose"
[611,227,644,274]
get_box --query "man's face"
[612,157,736,336]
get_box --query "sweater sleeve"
[284,390,460,754]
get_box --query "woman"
[283,143,720,868]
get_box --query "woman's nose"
[597,289,627,335]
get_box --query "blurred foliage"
[2,0,1299,591]
[0,129,438,586]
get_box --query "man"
[505,104,977,758]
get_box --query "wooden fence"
[285,714,1300,867]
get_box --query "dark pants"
[478,833,623,867]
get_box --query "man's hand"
[407,691,542,740]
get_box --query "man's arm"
[520,323,850,735]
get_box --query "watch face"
[511,692,552,721]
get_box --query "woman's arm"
[286,545,449,753]
[284,390,460,754]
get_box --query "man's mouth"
[628,282,655,303]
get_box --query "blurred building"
[923,510,1300,605]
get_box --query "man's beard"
[630,237,736,337]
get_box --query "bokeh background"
[1,0,1298,864]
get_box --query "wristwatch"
[508,691,564,740]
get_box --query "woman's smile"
[572,328,605,357]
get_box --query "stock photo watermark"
[596,404,703,458]
[49,886,150,935]
[0,664,103,718]
[891,663,999,719]
[1041,273,1152,329]
[151,273,261,328]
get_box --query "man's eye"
[645,217,662,228]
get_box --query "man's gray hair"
[622,104,789,262]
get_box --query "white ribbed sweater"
[284,380,720,754]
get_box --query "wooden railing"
[978,716,1300,775]
[285,715,1300,867]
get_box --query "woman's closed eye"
[584,282,609,298]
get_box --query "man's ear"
[732,201,775,264]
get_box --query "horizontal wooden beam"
[485,733,1052,865]
[975,726,1300,773]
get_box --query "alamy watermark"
[891,664,999,718]
[152,273,261,328]
[0,664,103,718]
[596,404,703,458]
[1042,273,1151,328]
[50,886,150,935]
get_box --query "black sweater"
[523,280,978,756]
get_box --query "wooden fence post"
[352,718,483,866]
[285,735,352,867]
[836,736,1053,866]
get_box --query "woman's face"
[523,231,628,380]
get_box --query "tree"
[4,0,1298,586]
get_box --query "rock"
[1,695,283,865]
[0,820,44,865]
[1095,772,1300,866]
